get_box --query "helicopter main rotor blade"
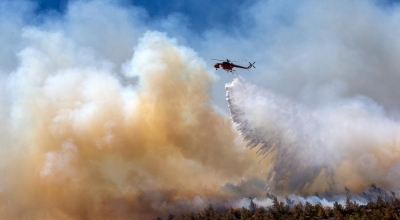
[212,58,247,63]
[212,59,226,62]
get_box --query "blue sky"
[31,0,400,18]
[27,0,400,42]
[32,0,256,32]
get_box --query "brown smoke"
[0,30,265,219]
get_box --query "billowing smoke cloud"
[0,1,267,219]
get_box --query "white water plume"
[227,78,400,195]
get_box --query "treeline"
[156,195,400,220]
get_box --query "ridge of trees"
[155,186,400,220]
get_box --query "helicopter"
[213,59,255,73]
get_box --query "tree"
[292,203,303,219]
[252,208,265,220]
[286,197,294,208]
[227,208,240,219]
[202,203,218,220]
[249,198,258,212]
[333,201,344,219]
[240,207,252,219]
[315,203,325,219]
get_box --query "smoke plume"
[0,1,266,219]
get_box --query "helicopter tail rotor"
[247,62,256,69]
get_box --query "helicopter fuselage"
[214,62,248,72]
